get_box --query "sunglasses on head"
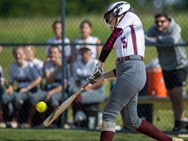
[155,20,167,24]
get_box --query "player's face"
[155,16,169,32]
[80,23,91,38]
[53,23,62,39]
[14,48,26,65]
[104,13,117,29]
[25,47,34,61]
[80,49,91,63]
[49,47,61,61]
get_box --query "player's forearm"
[103,69,116,79]
[145,35,157,45]
[49,85,62,95]
[27,77,42,90]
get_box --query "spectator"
[0,66,5,125]
[46,20,71,63]
[0,65,4,102]
[0,47,4,127]
[74,20,102,61]
[24,45,44,76]
[70,46,105,129]
[145,12,188,132]
[43,45,69,128]
[0,47,45,128]
[0,46,4,99]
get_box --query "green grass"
[0,129,187,141]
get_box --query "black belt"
[117,55,144,63]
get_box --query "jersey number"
[121,37,127,48]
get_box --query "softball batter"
[88,1,183,141]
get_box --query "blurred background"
[0,0,188,134]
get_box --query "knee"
[102,111,118,123]
[123,116,141,130]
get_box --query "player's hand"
[45,91,54,101]
[87,75,98,84]
[88,61,104,84]
[19,87,28,93]
[45,94,51,101]
[88,74,104,85]
[93,61,104,78]
[5,87,14,94]
[54,58,62,67]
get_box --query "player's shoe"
[172,137,184,141]
[7,121,18,128]
[0,122,6,128]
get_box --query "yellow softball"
[36,101,47,113]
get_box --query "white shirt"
[74,36,99,59]
[28,58,44,76]
[73,58,97,85]
[114,12,145,58]
[46,37,71,58]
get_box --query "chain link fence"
[0,0,188,132]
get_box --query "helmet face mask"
[104,11,111,24]
[104,11,118,30]
[103,1,132,29]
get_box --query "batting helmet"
[104,1,133,28]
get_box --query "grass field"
[0,129,187,141]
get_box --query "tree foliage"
[0,0,187,18]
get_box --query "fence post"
[61,0,66,129]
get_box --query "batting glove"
[88,61,104,84]
[93,61,104,78]
[87,75,98,84]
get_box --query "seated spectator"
[43,45,69,127]
[0,65,4,102]
[0,46,4,101]
[70,46,105,129]
[0,65,4,127]
[0,48,4,127]
[0,47,45,128]
[24,45,44,76]
[73,20,102,61]
[46,20,71,63]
